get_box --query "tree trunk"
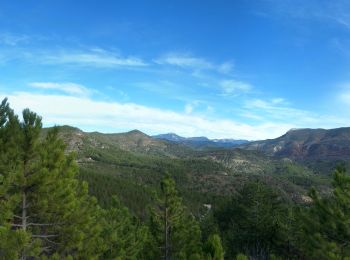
[165,206,169,260]
[21,158,28,260]
[20,191,27,260]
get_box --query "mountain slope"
[153,133,249,149]
[239,127,350,161]
[42,126,325,215]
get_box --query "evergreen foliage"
[0,98,33,258]
[0,99,105,258]
[101,196,148,259]
[148,175,203,259]
[0,99,148,259]
[203,234,224,260]
[235,253,248,260]
[301,166,350,259]
[214,181,288,259]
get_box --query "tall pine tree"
[215,181,287,259]
[148,175,202,259]
[301,166,350,259]
[0,98,104,259]
[0,98,31,259]
[101,196,148,259]
[203,234,224,260]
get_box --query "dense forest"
[1,97,350,259]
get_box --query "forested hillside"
[2,98,350,259]
[45,124,330,216]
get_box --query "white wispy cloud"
[155,53,233,74]
[339,90,350,103]
[0,33,29,46]
[185,103,194,114]
[271,98,286,104]
[317,1,350,29]
[0,53,12,64]
[242,98,347,128]
[244,98,311,121]
[0,46,148,69]
[218,61,234,74]
[220,80,252,96]
[156,53,212,68]
[29,82,91,96]
[184,100,203,114]
[41,48,148,68]
[0,90,304,140]
[336,83,350,107]
[261,0,350,29]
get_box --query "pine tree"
[203,234,224,260]
[101,196,148,259]
[149,175,202,259]
[275,205,304,258]
[0,99,104,258]
[301,166,350,259]
[235,253,248,260]
[0,98,32,258]
[215,180,287,259]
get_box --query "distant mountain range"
[153,127,350,173]
[152,133,249,149]
[46,125,320,200]
[239,127,350,161]
[43,125,350,211]
[54,126,350,162]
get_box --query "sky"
[1,0,350,140]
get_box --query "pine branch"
[32,234,58,238]
[12,222,64,227]
[28,222,64,226]
[13,214,29,219]
[41,246,53,253]
[44,238,61,245]
[10,224,23,227]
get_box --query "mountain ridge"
[40,125,339,212]
[153,133,249,149]
[238,127,350,161]
[47,125,350,163]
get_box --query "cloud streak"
[156,53,212,69]
[260,0,350,29]
[155,53,234,74]
[42,48,148,67]
[0,90,305,140]
[29,82,91,96]
[0,47,149,69]
[220,80,252,96]
[242,97,347,129]
[0,33,29,46]
[336,83,350,107]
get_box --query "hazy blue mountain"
[153,133,249,149]
[152,133,187,142]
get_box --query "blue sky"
[1,0,350,140]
